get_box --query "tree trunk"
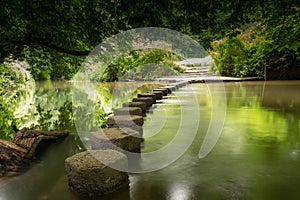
[0,128,69,176]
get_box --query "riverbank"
[158,57,263,82]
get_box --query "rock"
[90,128,142,152]
[153,88,168,96]
[123,102,147,112]
[0,139,31,172]
[65,150,128,196]
[0,128,69,175]
[138,92,163,101]
[107,115,143,134]
[178,81,189,87]
[137,93,156,100]
[161,86,176,93]
[114,107,142,116]
[151,91,163,100]
[168,83,180,89]
[12,128,69,156]
[107,115,143,126]
[132,97,154,107]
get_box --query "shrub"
[211,37,252,77]
[94,49,184,82]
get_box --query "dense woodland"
[1,0,299,80]
[0,0,299,140]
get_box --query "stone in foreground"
[90,128,142,152]
[65,150,128,196]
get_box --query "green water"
[1,81,300,199]
[133,81,300,200]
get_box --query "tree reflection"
[13,81,161,132]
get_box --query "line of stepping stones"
[65,81,189,197]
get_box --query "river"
[1,81,300,199]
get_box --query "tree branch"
[40,41,91,56]
[25,37,91,56]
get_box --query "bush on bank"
[210,10,299,80]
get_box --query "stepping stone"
[107,115,143,133]
[137,93,161,101]
[65,150,128,196]
[168,83,180,89]
[153,88,168,96]
[161,86,176,93]
[114,107,142,116]
[181,81,189,86]
[151,91,163,100]
[123,102,147,112]
[132,97,154,107]
[90,128,142,152]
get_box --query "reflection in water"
[0,81,161,200]
[13,81,161,130]
[1,81,300,199]
[167,184,191,200]
[135,81,300,200]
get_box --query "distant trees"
[211,0,299,79]
[1,0,299,80]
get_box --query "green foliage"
[55,101,75,130]
[0,96,18,141]
[0,62,32,140]
[211,37,260,77]
[98,49,184,82]
[18,46,83,81]
[0,0,265,78]
[35,101,75,131]
[1,0,299,81]
[0,62,32,102]
[211,6,299,79]
[36,104,53,129]
[20,47,52,80]
[254,10,300,79]
[72,89,110,131]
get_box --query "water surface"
[1,81,300,200]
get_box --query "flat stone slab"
[65,150,128,196]
[138,93,156,99]
[132,97,154,107]
[90,128,142,152]
[114,107,142,116]
[168,83,180,89]
[138,92,162,101]
[162,86,176,93]
[153,88,168,96]
[178,81,189,87]
[151,91,163,100]
[123,102,147,112]
[107,115,143,133]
